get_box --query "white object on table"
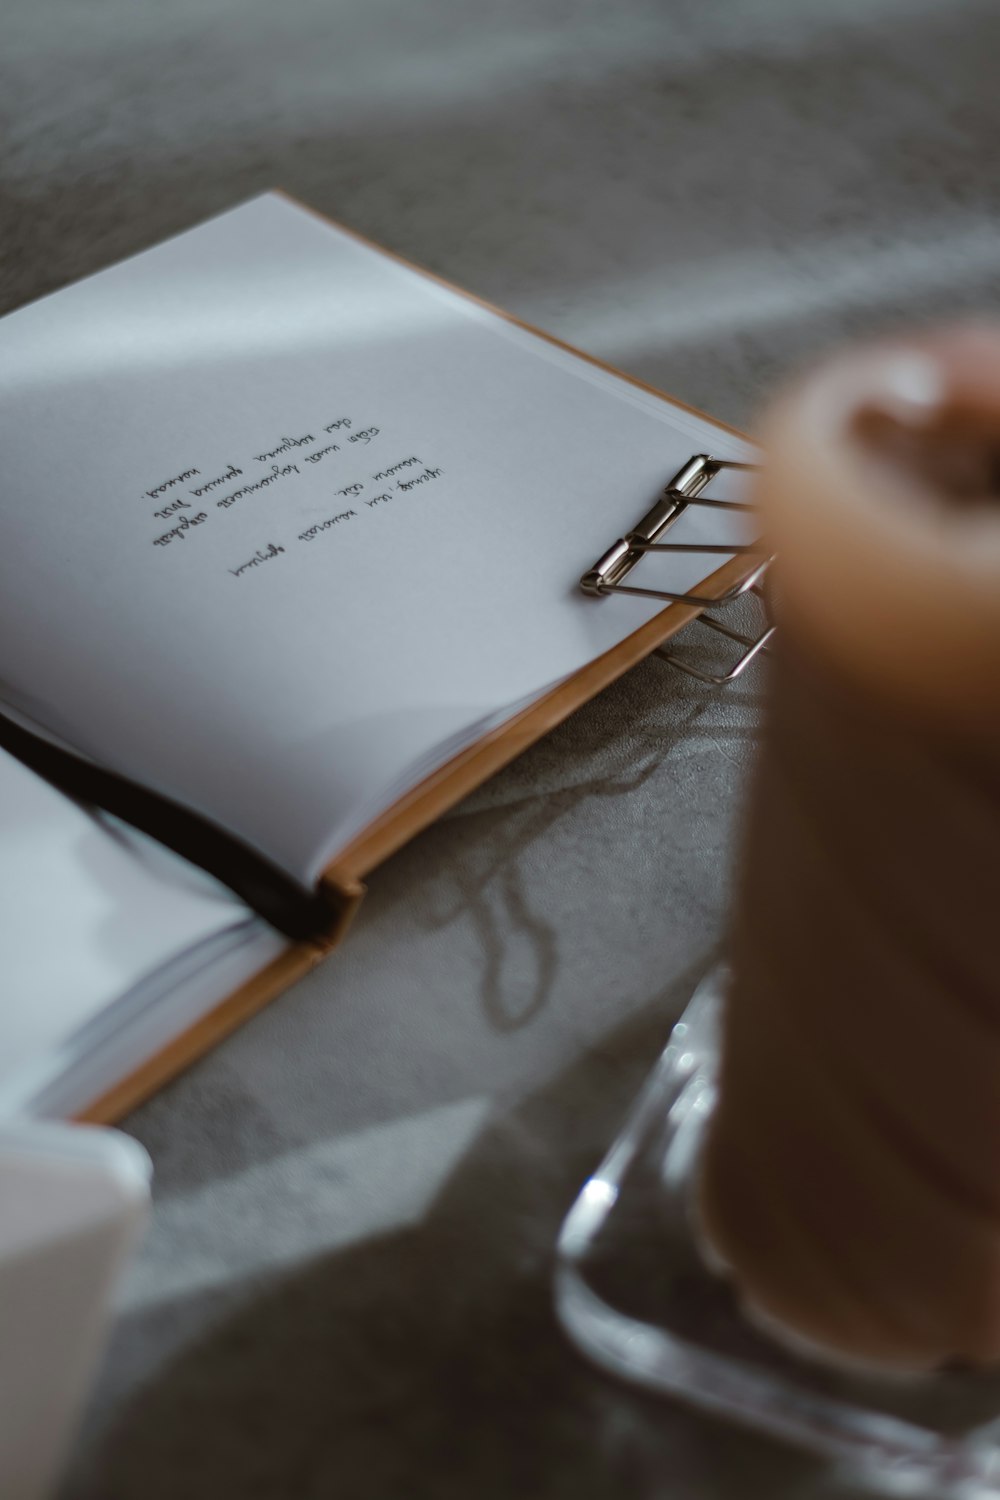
[0,1119,151,1500]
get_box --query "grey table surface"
[4,1,999,1495]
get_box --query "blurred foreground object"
[0,1121,150,1500]
[557,330,1000,1495]
[701,330,1000,1371]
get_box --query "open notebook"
[0,192,754,1121]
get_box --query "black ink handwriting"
[153,497,190,520]
[229,542,286,577]
[397,466,443,491]
[153,511,208,546]
[372,456,420,482]
[298,508,357,542]
[304,443,340,465]
[217,463,300,509]
[253,435,314,462]
[190,463,242,497]
[145,468,199,500]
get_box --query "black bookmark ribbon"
[0,710,335,943]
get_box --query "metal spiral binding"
[580,453,774,685]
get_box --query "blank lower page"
[0,749,256,1098]
[0,193,752,883]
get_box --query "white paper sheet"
[0,748,266,1103]
[0,193,753,882]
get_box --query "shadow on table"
[67,975,829,1500]
[123,642,762,1207]
[400,655,762,1034]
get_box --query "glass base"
[555,969,1000,1499]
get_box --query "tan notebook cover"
[78,196,752,1125]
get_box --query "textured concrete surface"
[4,1,999,1495]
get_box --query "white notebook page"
[0,748,281,1115]
[0,194,752,883]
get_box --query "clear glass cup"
[555,967,1000,1500]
